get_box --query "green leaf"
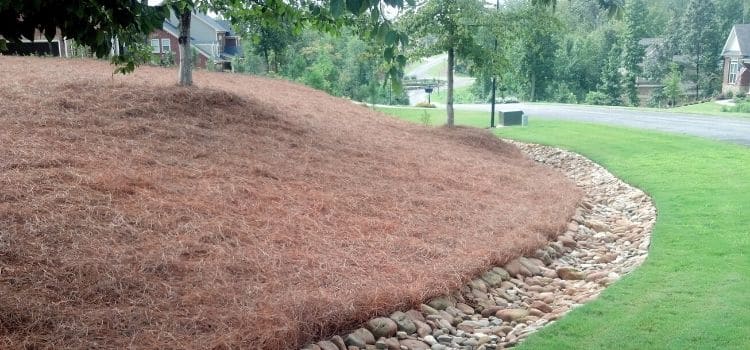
[396,54,407,66]
[346,0,363,14]
[389,67,403,92]
[385,30,398,46]
[331,0,345,18]
[383,47,394,61]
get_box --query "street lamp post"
[489,0,499,128]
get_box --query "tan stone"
[504,259,532,277]
[556,267,586,280]
[495,308,529,322]
[529,301,552,313]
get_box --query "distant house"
[635,38,666,104]
[636,38,699,105]
[721,24,750,96]
[148,11,242,71]
[0,29,71,57]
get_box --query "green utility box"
[500,110,525,126]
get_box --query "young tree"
[513,5,561,102]
[621,0,647,106]
[237,16,297,74]
[402,0,484,126]
[679,0,721,100]
[663,63,683,107]
[597,45,623,106]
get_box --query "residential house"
[721,24,750,96]
[149,11,241,71]
[0,29,72,57]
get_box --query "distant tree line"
[393,0,747,108]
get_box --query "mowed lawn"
[375,106,493,128]
[381,110,750,349]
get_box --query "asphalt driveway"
[454,102,750,146]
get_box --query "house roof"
[216,20,236,36]
[722,24,750,57]
[194,13,231,33]
[160,22,212,59]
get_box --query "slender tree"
[663,63,683,107]
[621,0,647,106]
[514,4,560,102]
[598,45,623,106]
[679,0,721,100]
[402,0,484,126]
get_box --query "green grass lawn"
[554,101,750,118]
[429,85,476,104]
[404,57,449,78]
[496,121,750,349]
[671,101,724,114]
[380,109,750,349]
[375,106,494,128]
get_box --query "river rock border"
[303,142,657,350]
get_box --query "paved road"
[450,102,750,146]
[406,54,475,105]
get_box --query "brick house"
[721,24,750,96]
[148,11,241,71]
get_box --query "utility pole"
[489,0,499,128]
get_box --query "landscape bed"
[377,108,750,349]
[0,57,581,349]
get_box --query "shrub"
[584,91,610,105]
[556,92,577,104]
[419,110,433,126]
[648,87,666,108]
[722,101,750,113]
[415,101,436,108]
[726,91,734,100]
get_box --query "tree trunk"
[695,53,700,100]
[178,10,193,86]
[446,47,455,127]
[263,49,270,73]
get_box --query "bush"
[722,101,750,113]
[556,92,577,104]
[648,87,666,108]
[415,101,436,108]
[419,110,433,126]
[726,91,734,100]
[584,91,610,105]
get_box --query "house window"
[161,38,171,53]
[150,39,160,53]
[729,59,739,84]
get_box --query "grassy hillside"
[0,57,580,349]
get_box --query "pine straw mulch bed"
[0,56,581,349]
